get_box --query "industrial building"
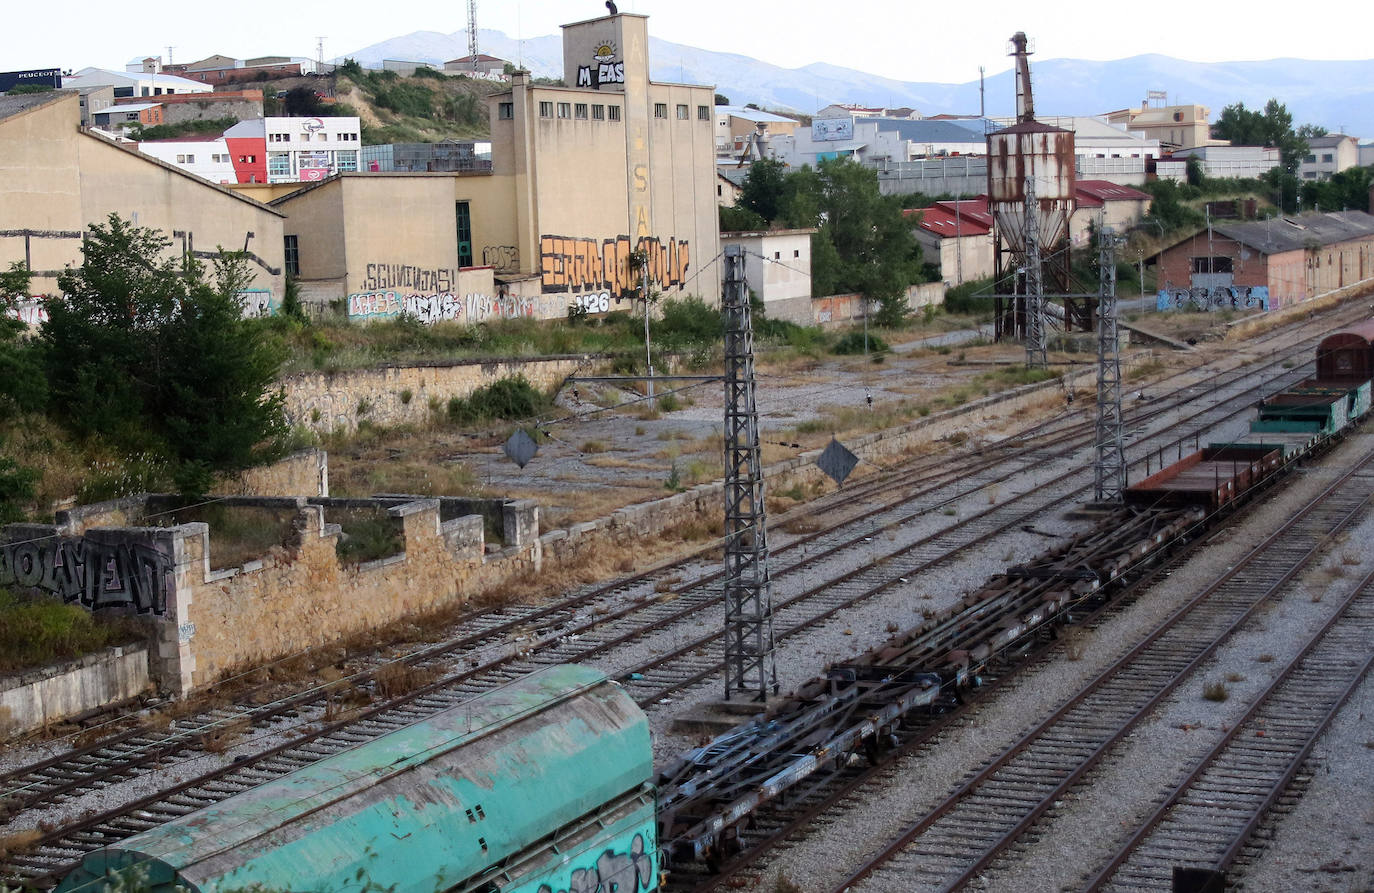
[1299,134,1361,181]
[1104,102,1213,152]
[268,11,720,321]
[0,91,285,307]
[1154,210,1374,308]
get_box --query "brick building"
[1156,211,1374,309]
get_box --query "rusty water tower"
[987,32,1090,342]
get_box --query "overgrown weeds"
[0,589,143,672]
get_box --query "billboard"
[811,117,854,142]
[0,68,62,93]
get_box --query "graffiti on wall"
[4,298,48,326]
[347,290,539,324]
[361,263,457,294]
[481,245,520,272]
[539,235,690,296]
[236,288,278,318]
[575,42,625,89]
[536,833,654,893]
[1156,285,1270,313]
[0,537,173,614]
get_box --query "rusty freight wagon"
[1315,320,1374,383]
[1124,444,1284,512]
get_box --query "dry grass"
[373,662,441,699]
[0,829,42,859]
[199,716,250,754]
[1202,681,1229,702]
[1225,672,1246,683]
[1256,653,1275,663]
[1062,626,1086,661]
[781,516,823,535]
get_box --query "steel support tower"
[1094,228,1126,502]
[1023,175,1048,369]
[721,245,777,702]
[466,0,479,68]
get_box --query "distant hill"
[342,29,1374,140]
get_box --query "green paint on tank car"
[57,664,654,893]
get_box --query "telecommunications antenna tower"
[467,0,479,69]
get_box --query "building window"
[1303,171,1317,179]
[176,154,187,163]
[1322,153,1334,163]
[268,153,291,176]
[1189,256,1234,274]
[654,103,667,118]
[592,104,605,120]
[676,104,689,120]
[1305,154,1317,163]
[498,102,514,119]
[456,201,473,268]
[239,155,256,163]
[539,101,553,118]
[335,150,358,172]
[608,105,621,121]
[794,249,800,258]
[113,86,134,97]
[557,102,571,118]
[697,105,710,121]
[283,235,299,277]
[575,102,588,119]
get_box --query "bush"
[656,296,721,349]
[943,277,995,316]
[831,331,888,355]
[0,589,142,672]
[446,375,548,424]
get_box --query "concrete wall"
[875,156,988,198]
[0,92,284,300]
[0,644,150,737]
[281,354,595,434]
[157,95,263,125]
[720,230,814,307]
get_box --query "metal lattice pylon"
[721,245,777,702]
[1094,228,1126,502]
[1023,175,1048,369]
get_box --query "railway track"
[0,307,1365,887]
[827,446,1374,893]
[0,331,1311,819]
[1081,567,1374,892]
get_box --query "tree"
[42,215,287,492]
[1211,99,1315,173]
[714,93,730,106]
[738,158,789,223]
[1300,165,1374,213]
[792,158,925,325]
[0,261,46,415]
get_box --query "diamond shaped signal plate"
[817,437,858,486]
[504,429,539,469]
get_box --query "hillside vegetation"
[333,61,506,144]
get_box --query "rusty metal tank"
[986,120,1076,257]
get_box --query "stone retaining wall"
[1,645,149,738]
[282,355,600,435]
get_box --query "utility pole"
[637,251,655,407]
[721,245,777,703]
[955,192,964,285]
[1095,228,1126,503]
[1024,174,1047,369]
[978,66,985,118]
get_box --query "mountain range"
[342,29,1374,140]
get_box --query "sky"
[3,0,1369,82]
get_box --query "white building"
[63,67,212,99]
[1172,145,1281,180]
[718,229,816,324]
[137,137,239,183]
[260,116,362,182]
[770,117,991,168]
[1299,134,1361,181]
